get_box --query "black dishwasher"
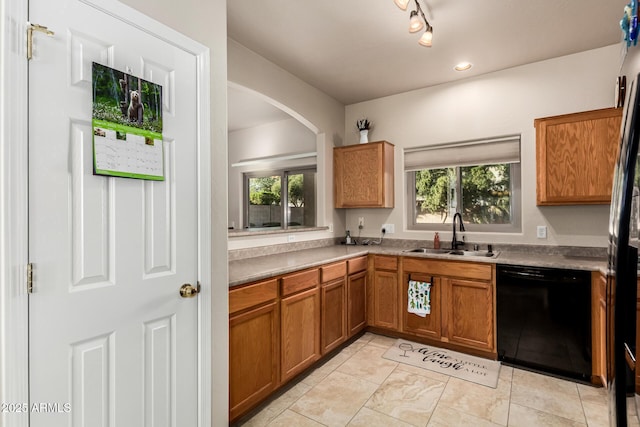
[496,264,591,381]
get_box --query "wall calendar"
[92,62,164,180]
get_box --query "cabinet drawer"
[348,256,368,274]
[402,258,492,281]
[321,261,347,283]
[374,255,397,271]
[281,268,319,296]
[229,279,279,315]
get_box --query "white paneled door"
[28,1,200,426]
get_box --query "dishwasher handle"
[499,269,547,280]
[497,266,589,285]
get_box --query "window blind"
[403,135,520,171]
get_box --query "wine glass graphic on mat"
[398,342,415,357]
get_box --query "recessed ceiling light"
[454,62,472,71]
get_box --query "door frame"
[0,1,212,426]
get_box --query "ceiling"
[227,0,628,128]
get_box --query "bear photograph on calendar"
[91,62,164,180]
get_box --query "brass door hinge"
[27,23,55,60]
[26,263,33,294]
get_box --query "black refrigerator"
[608,38,640,426]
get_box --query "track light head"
[418,25,433,47]
[394,0,410,11]
[409,10,424,33]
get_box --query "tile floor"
[237,333,640,427]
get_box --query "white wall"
[345,45,623,248]
[118,0,228,424]
[228,39,346,250]
[228,118,316,229]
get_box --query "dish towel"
[408,280,431,317]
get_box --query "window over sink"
[405,135,521,232]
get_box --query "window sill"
[228,226,329,238]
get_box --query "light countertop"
[228,245,608,288]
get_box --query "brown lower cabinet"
[347,256,368,336]
[321,276,347,354]
[372,255,399,330]
[402,273,442,340]
[443,277,494,350]
[319,257,367,356]
[280,272,321,383]
[347,271,367,336]
[229,280,279,421]
[401,257,495,353]
[229,257,369,422]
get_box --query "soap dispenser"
[433,232,440,249]
[345,230,352,245]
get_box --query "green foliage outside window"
[461,165,511,224]
[415,164,511,225]
[288,174,305,207]
[249,176,281,205]
[415,168,455,222]
[248,174,306,207]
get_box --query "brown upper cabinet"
[535,107,622,205]
[334,141,394,208]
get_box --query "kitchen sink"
[405,248,451,254]
[448,250,499,258]
[405,248,500,258]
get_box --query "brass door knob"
[179,283,200,298]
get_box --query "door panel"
[445,278,494,350]
[144,144,175,277]
[70,121,114,288]
[70,333,114,426]
[144,315,176,425]
[347,271,367,336]
[402,273,441,339]
[28,1,199,425]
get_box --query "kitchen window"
[405,135,521,232]
[243,167,316,230]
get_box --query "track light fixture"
[395,0,433,47]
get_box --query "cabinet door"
[402,273,441,339]
[281,286,321,382]
[535,107,622,205]
[321,278,347,354]
[443,277,494,351]
[348,270,367,336]
[229,301,279,421]
[334,141,394,208]
[373,269,399,330]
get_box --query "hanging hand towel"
[408,280,431,317]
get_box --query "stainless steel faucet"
[452,212,466,250]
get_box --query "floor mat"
[382,338,501,388]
